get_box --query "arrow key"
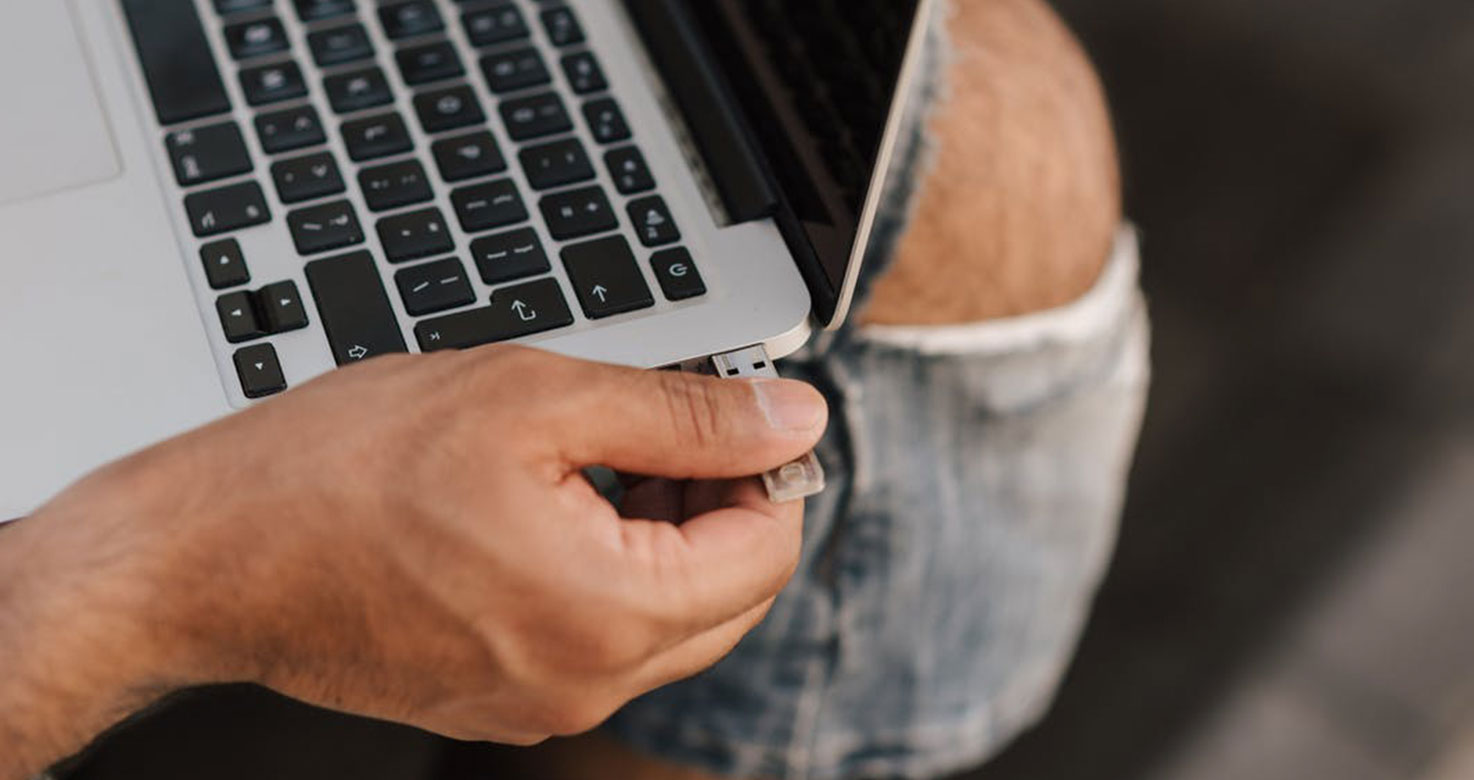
[233,343,288,399]
[561,235,653,319]
[258,280,310,333]
[216,290,265,343]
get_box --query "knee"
[863,0,1122,325]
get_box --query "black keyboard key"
[288,200,365,254]
[308,24,374,68]
[560,52,606,94]
[294,0,356,23]
[605,147,655,194]
[305,251,409,364]
[258,280,311,333]
[397,41,464,86]
[650,247,706,301]
[379,1,444,39]
[240,61,308,106]
[271,151,346,203]
[233,343,288,399]
[471,227,549,284]
[166,122,253,187]
[415,277,573,351]
[540,7,585,47]
[463,4,530,47]
[480,48,550,94]
[342,112,413,161]
[628,196,680,247]
[432,131,507,182]
[539,185,616,240]
[122,0,232,125]
[217,291,265,343]
[396,258,477,316]
[359,159,434,212]
[325,67,393,114]
[184,181,271,237]
[519,137,594,190]
[215,0,273,16]
[583,98,630,143]
[561,236,654,319]
[256,106,326,154]
[413,85,485,134]
[224,18,290,61]
[377,207,455,263]
[500,93,571,141]
[200,239,251,290]
[451,179,528,232]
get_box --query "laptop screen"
[678,0,924,324]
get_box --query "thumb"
[556,368,828,480]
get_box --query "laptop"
[0,0,934,520]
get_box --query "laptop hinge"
[622,0,777,224]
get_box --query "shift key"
[305,251,408,365]
[416,278,573,351]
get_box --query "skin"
[0,0,1118,776]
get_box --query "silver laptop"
[0,0,933,519]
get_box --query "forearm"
[862,0,1121,325]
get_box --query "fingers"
[631,597,776,694]
[618,478,804,632]
[548,358,828,480]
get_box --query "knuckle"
[656,373,726,449]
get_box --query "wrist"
[0,455,208,776]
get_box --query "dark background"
[60,1,1474,778]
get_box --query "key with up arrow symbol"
[560,235,654,319]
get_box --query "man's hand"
[0,347,827,779]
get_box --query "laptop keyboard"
[120,0,705,401]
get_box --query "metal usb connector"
[706,346,826,504]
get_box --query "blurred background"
[59,0,1474,778]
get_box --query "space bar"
[121,0,232,125]
[305,251,409,366]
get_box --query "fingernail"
[752,379,827,433]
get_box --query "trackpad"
[0,1,121,205]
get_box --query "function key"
[308,24,375,68]
[539,7,585,47]
[414,277,574,352]
[287,200,364,254]
[293,0,356,23]
[432,131,507,182]
[471,227,549,284]
[271,151,346,203]
[413,84,485,134]
[256,105,326,154]
[396,41,465,86]
[224,18,290,61]
[561,236,654,319]
[539,185,617,241]
[379,1,444,40]
[258,280,311,333]
[499,92,571,141]
[451,179,528,232]
[377,207,455,263]
[462,4,530,47]
[650,247,705,301]
[560,52,606,94]
[233,343,288,399]
[341,112,414,161]
[184,181,271,237]
[395,257,477,316]
[480,48,550,94]
[358,159,434,212]
[324,67,393,114]
[240,61,308,106]
[217,290,264,343]
[519,137,594,191]
[200,238,251,290]
[605,147,655,194]
[215,0,274,15]
[628,196,680,247]
[166,122,253,187]
[304,251,409,365]
[583,98,630,143]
